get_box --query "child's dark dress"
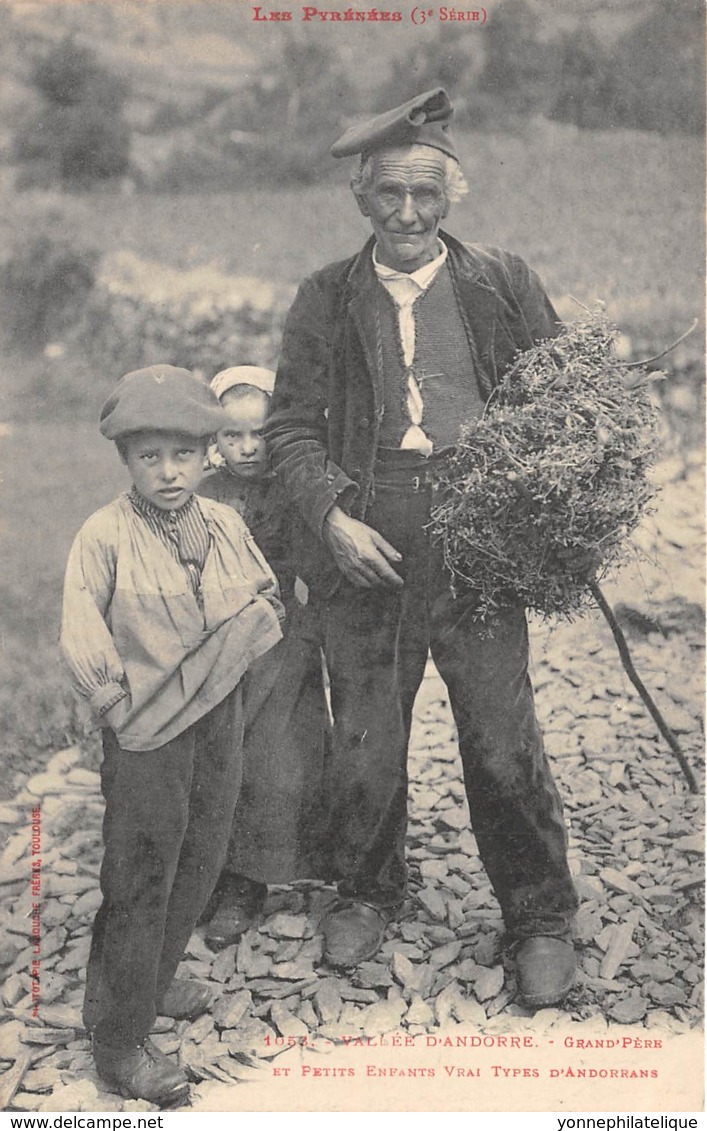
[198,466,329,883]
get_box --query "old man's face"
[356,145,450,273]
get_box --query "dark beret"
[331,87,457,161]
[99,365,229,441]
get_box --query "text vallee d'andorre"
[315,1034,662,1049]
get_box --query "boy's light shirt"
[60,492,284,752]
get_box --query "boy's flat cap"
[331,87,457,160]
[100,364,229,440]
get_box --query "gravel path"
[0,463,703,1112]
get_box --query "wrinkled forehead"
[367,144,448,184]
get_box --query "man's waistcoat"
[377,262,485,451]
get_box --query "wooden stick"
[623,319,699,369]
[589,579,699,794]
[0,1050,34,1110]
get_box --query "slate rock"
[631,959,676,983]
[419,859,449,881]
[33,1005,83,1030]
[2,973,24,1008]
[405,996,435,1026]
[273,939,302,963]
[609,995,648,1024]
[24,1027,77,1046]
[213,989,252,1030]
[269,959,315,981]
[473,966,505,1002]
[181,1014,214,1045]
[361,997,406,1037]
[446,900,466,930]
[399,922,428,944]
[0,1020,26,1060]
[223,1019,278,1058]
[453,996,488,1024]
[263,913,308,939]
[184,933,214,963]
[39,1081,100,1111]
[435,808,468,832]
[673,836,704,855]
[429,940,462,968]
[26,772,66,797]
[474,934,501,967]
[354,962,393,989]
[66,769,101,789]
[314,980,343,1024]
[424,924,456,945]
[338,984,380,1004]
[297,999,319,1028]
[646,982,687,1007]
[43,874,95,898]
[271,1003,309,1039]
[211,945,237,984]
[8,1093,44,1113]
[18,1067,57,1094]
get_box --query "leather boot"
[158,978,214,1020]
[515,936,577,1008]
[204,874,267,950]
[93,1037,190,1107]
[322,901,392,968]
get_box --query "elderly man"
[265,89,578,1008]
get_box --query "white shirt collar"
[372,239,448,292]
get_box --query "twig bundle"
[431,311,661,621]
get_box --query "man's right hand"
[323,506,404,589]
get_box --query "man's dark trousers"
[320,459,577,940]
[83,686,243,1047]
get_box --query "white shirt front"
[373,241,448,454]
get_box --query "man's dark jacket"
[266,230,560,589]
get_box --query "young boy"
[198,367,330,948]
[60,365,284,1106]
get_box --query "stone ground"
[0,461,703,1112]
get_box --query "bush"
[0,214,99,350]
[79,251,294,381]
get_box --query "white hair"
[350,149,469,204]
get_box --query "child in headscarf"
[199,366,330,948]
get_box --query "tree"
[13,36,131,188]
[605,1,705,134]
[479,0,551,114]
[548,29,612,130]
[202,37,357,186]
[376,28,476,109]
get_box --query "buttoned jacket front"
[266,230,560,588]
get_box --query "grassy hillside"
[0,124,703,795]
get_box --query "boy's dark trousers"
[83,686,243,1047]
[320,460,578,941]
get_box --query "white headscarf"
[206,366,276,470]
[210,366,276,401]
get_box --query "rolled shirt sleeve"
[60,513,127,716]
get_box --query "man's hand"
[323,506,404,589]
